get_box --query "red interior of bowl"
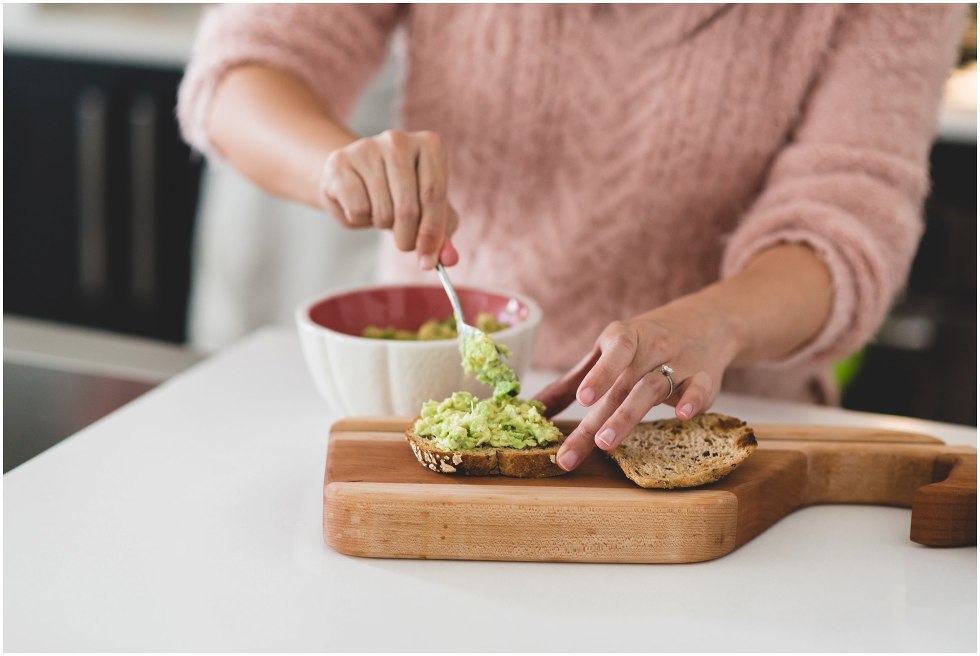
[308,286,530,337]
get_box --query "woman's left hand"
[533,294,743,472]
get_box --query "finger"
[555,379,625,471]
[416,205,449,271]
[321,193,348,227]
[439,237,459,267]
[532,347,600,418]
[673,370,714,419]
[414,132,449,268]
[380,132,420,233]
[555,417,599,472]
[323,150,372,227]
[577,322,639,406]
[333,166,372,228]
[318,156,349,226]
[437,206,461,265]
[345,141,393,231]
[594,371,669,451]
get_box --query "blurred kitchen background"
[3,4,977,472]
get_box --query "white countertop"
[3,315,203,384]
[3,328,976,651]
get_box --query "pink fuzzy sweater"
[178,4,963,403]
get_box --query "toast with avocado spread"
[407,392,565,478]
[407,322,567,478]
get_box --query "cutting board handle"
[762,437,975,549]
[910,452,977,547]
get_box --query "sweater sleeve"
[177,3,402,160]
[720,4,965,369]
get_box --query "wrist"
[667,289,747,368]
[692,244,833,366]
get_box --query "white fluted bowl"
[295,284,542,416]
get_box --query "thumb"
[445,204,459,236]
[438,205,460,266]
[439,237,459,267]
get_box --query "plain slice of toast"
[405,424,567,478]
[609,413,757,489]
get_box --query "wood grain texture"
[910,451,977,547]
[753,424,944,444]
[323,420,976,563]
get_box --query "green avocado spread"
[409,309,559,453]
[414,391,561,451]
[362,313,506,341]
[460,331,521,398]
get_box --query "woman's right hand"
[320,129,459,270]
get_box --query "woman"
[178,4,963,471]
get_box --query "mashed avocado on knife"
[414,391,561,451]
[460,330,521,398]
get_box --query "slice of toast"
[405,422,567,478]
[609,413,757,489]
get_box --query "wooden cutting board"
[323,417,976,563]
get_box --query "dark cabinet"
[842,140,977,426]
[3,52,202,343]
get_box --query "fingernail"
[578,387,595,405]
[596,428,616,449]
[679,403,694,419]
[557,449,580,471]
[418,253,437,270]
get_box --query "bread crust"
[609,413,757,489]
[405,421,567,478]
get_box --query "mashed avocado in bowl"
[362,312,506,341]
[414,391,561,451]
